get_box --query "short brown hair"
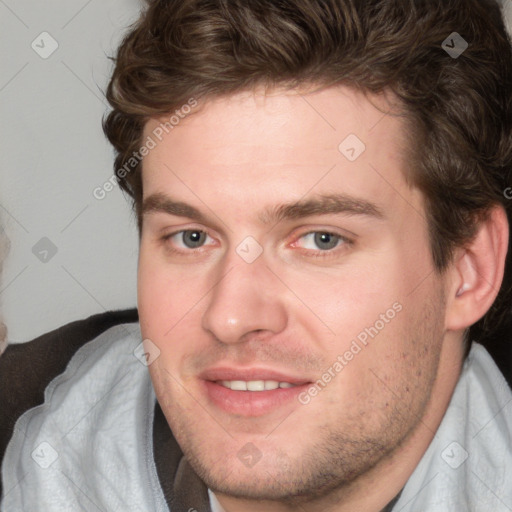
[103,0,512,349]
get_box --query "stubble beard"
[156,293,446,508]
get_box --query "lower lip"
[203,380,310,417]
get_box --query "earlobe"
[445,205,509,331]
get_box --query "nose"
[201,252,288,344]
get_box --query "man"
[1,0,512,510]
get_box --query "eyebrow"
[259,194,384,224]
[142,193,208,223]
[141,192,384,225]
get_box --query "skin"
[137,85,504,511]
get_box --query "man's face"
[138,86,451,504]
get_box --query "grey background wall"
[1,0,142,343]
[1,0,512,344]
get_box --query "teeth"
[248,380,266,391]
[219,380,298,391]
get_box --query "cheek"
[137,248,214,377]
[137,261,169,336]
[138,249,201,331]
[285,262,427,400]
[146,359,196,432]
[280,261,402,341]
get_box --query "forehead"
[140,86,421,221]
[143,85,404,158]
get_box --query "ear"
[445,205,509,331]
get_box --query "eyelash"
[291,231,353,258]
[160,229,353,259]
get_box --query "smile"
[217,380,298,391]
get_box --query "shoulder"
[0,309,138,475]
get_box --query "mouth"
[200,368,313,417]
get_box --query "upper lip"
[200,367,312,385]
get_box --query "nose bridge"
[201,249,287,344]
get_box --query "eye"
[295,231,345,251]
[166,229,213,249]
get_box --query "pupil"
[314,232,338,250]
